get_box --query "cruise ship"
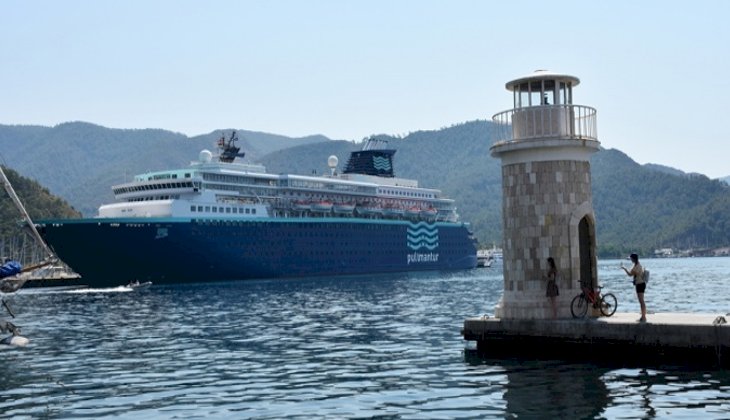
[37,133,478,287]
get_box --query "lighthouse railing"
[491,104,597,144]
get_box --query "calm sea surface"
[1,257,729,419]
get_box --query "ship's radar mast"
[217,131,246,163]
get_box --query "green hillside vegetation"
[592,150,730,256]
[1,121,729,258]
[1,165,81,258]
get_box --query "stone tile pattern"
[496,159,594,319]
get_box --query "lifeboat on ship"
[311,200,333,213]
[332,202,355,215]
[356,202,383,217]
[293,200,311,211]
[420,206,438,220]
[383,204,405,218]
[405,206,421,219]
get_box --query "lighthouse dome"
[506,70,580,91]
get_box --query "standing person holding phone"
[621,253,647,322]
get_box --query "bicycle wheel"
[570,294,588,318]
[599,293,618,317]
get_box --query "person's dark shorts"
[635,282,646,293]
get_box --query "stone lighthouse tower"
[491,70,601,319]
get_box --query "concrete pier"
[463,312,730,368]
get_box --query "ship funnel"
[342,137,396,177]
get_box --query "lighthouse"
[490,70,601,319]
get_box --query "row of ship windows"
[204,173,275,186]
[191,230,461,246]
[379,189,434,199]
[150,172,191,180]
[125,174,436,200]
[193,221,414,230]
[208,183,373,199]
[190,224,464,243]
[227,246,465,256]
[190,205,257,215]
[114,181,197,194]
[130,195,180,202]
[192,227,401,236]
[203,235,447,247]
[208,184,276,197]
[204,175,435,198]
[288,179,373,193]
[229,242,403,251]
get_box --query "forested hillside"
[592,150,730,256]
[1,121,729,257]
[1,166,81,258]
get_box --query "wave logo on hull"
[407,222,439,265]
[407,222,438,251]
[372,156,392,171]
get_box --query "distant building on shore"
[653,248,674,257]
[653,247,730,258]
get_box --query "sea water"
[1,257,729,418]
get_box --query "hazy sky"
[3,1,729,178]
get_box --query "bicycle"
[570,283,617,318]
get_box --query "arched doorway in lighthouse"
[578,216,596,289]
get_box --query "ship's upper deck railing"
[491,104,597,145]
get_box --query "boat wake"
[65,286,135,294]
[19,285,133,295]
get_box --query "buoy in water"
[0,335,29,347]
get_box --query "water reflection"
[464,352,730,419]
[603,367,730,418]
[464,354,611,418]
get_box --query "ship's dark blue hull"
[37,217,478,287]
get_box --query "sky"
[2,1,729,178]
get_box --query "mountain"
[1,121,728,257]
[592,150,730,256]
[643,163,688,177]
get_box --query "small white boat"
[476,249,495,268]
[126,280,153,289]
